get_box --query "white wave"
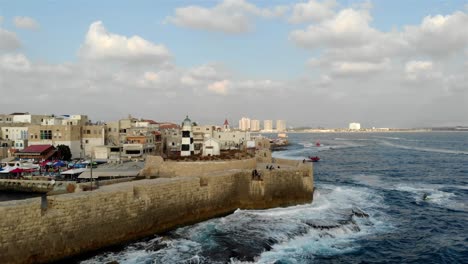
[395,184,467,211]
[379,140,468,155]
[82,184,390,264]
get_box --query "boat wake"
[379,140,468,155]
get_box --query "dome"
[182,115,192,127]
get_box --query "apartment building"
[276,120,286,132]
[82,125,106,157]
[27,125,83,159]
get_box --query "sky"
[0,0,467,128]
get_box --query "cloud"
[180,64,226,86]
[13,16,40,30]
[0,16,3,24]
[0,53,31,71]
[166,0,288,33]
[289,0,337,24]
[290,8,378,49]
[403,11,468,57]
[404,60,435,81]
[207,80,230,95]
[331,58,390,75]
[292,9,468,61]
[0,27,21,51]
[79,21,171,63]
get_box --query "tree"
[56,144,72,161]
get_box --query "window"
[181,145,190,151]
[182,131,190,137]
[85,140,89,144]
[5,135,8,139]
[40,130,52,139]
[86,130,91,134]
[126,150,141,155]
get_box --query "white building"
[276,120,286,132]
[349,122,361,130]
[263,120,273,132]
[1,127,28,141]
[202,138,220,156]
[238,117,251,131]
[213,130,250,150]
[250,120,260,132]
[181,116,194,156]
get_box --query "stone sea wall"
[0,163,313,264]
[140,156,257,177]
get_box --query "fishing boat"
[308,156,320,162]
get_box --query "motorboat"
[308,156,320,162]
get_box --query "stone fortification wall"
[273,157,303,167]
[140,155,257,177]
[0,164,313,264]
[0,179,76,194]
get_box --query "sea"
[6,132,468,263]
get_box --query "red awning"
[10,168,24,173]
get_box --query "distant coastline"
[257,127,468,133]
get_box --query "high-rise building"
[263,120,273,132]
[276,120,286,132]
[238,117,251,131]
[250,120,260,131]
[349,122,361,130]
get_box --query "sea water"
[78,132,467,263]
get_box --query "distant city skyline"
[1,1,467,128]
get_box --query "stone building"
[27,125,83,159]
[202,138,220,156]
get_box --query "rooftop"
[19,144,55,153]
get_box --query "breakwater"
[0,158,313,263]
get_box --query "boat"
[270,133,290,150]
[315,141,321,147]
[307,156,320,162]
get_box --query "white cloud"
[207,80,230,95]
[290,9,378,49]
[405,60,435,81]
[289,0,337,24]
[0,27,21,50]
[167,0,288,33]
[0,53,31,71]
[79,21,171,63]
[403,11,468,57]
[0,16,3,24]
[181,63,227,87]
[331,58,390,75]
[13,16,40,30]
